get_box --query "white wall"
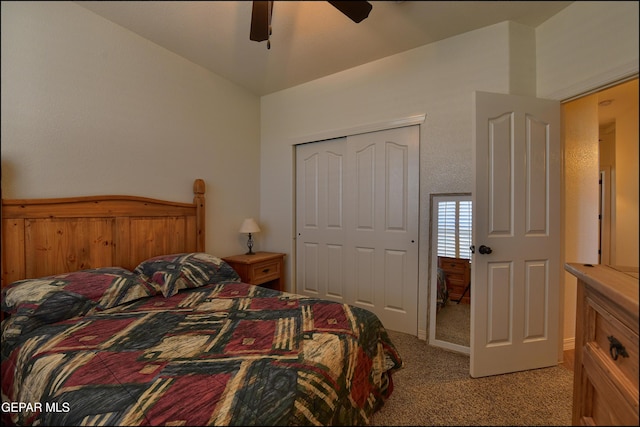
[0,1,262,258]
[536,1,639,100]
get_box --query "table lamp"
[239,218,261,255]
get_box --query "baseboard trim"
[563,337,575,351]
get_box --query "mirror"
[596,78,639,269]
[429,193,471,354]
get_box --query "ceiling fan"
[250,1,373,49]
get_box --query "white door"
[471,91,561,378]
[296,126,419,335]
[296,137,348,301]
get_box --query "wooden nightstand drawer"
[439,257,468,273]
[446,275,467,286]
[222,252,286,292]
[250,259,281,285]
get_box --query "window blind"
[437,200,472,259]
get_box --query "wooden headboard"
[1,179,205,287]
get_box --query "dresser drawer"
[567,263,640,426]
[587,296,639,392]
[581,344,639,425]
[249,259,281,285]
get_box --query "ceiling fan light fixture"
[250,0,274,48]
[249,1,372,49]
[327,1,373,23]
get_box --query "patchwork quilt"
[2,281,403,426]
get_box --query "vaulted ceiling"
[76,1,574,96]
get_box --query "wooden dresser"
[438,256,471,304]
[565,263,639,426]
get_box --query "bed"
[1,179,403,426]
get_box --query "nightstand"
[438,256,471,304]
[222,252,286,292]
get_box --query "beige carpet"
[369,330,573,426]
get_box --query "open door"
[471,91,561,378]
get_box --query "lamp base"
[245,233,256,255]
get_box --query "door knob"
[478,245,492,254]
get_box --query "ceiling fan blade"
[250,1,273,42]
[328,1,372,23]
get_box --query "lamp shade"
[239,218,261,234]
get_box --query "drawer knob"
[607,335,629,361]
[262,268,270,273]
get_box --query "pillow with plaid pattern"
[133,252,241,298]
[1,267,159,340]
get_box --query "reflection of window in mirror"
[437,198,472,260]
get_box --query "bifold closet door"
[296,125,419,334]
